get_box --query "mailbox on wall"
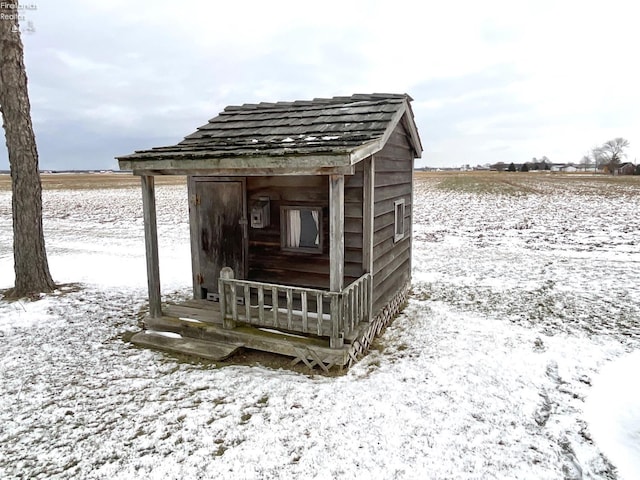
[250,197,270,228]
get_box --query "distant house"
[575,164,596,172]
[117,93,423,370]
[549,163,579,173]
[615,163,636,176]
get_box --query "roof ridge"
[223,93,409,112]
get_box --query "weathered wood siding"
[187,123,411,303]
[344,162,365,283]
[371,123,413,314]
[246,172,364,289]
[189,178,246,298]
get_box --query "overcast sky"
[1,0,638,170]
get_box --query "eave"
[117,152,356,176]
[348,100,423,164]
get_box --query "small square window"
[281,206,322,253]
[394,199,405,243]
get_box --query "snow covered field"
[0,172,638,479]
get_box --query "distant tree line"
[493,157,552,172]
[490,138,637,175]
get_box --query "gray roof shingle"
[117,93,421,172]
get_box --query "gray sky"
[1,0,639,170]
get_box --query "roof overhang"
[118,153,356,176]
[348,99,423,164]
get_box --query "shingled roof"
[117,93,422,174]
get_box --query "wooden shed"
[117,93,422,370]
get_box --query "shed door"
[195,180,246,296]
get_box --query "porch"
[132,272,373,371]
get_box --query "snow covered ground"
[0,173,638,479]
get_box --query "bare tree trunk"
[0,7,56,297]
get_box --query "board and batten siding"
[371,122,414,315]
[246,174,364,290]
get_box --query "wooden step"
[131,331,243,361]
[143,315,350,369]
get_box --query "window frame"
[280,205,323,254]
[394,198,405,243]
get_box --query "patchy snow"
[585,350,640,480]
[0,174,638,479]
[147,330,183,339]
[321,135,339,140]
[281,137,294,143]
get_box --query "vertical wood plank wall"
[245,172,366,290]
[371,122,414,314]
[344,161,365,283]
[246,175,332,289]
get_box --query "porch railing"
[218,270,371,348]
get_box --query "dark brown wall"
[246,172,366,289]
[246,175,331,289]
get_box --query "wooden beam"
[128,165,355,177]
[401,113,423,158]
[141,175,161,318]
[329,174,344,349]
[118,153,353,173]
[329,174,344,292]
[362,156,375,322]
[409,156,415,282]
[362,156,375,274]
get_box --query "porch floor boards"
[141,300,352,369]
[163,299,223,325]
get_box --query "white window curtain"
[288,209,301,247]
[311,210,319,246]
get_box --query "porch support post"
[329,174,344,348]
[141,175,162,318]
[362,156,375,321]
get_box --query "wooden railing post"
[219,267,236,329]
[271,287,278,327]
[330,294,343,348]
[244,284,251,322]
[316,293,324,336]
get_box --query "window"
[281,206,322,253]
[394,199,405,242]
